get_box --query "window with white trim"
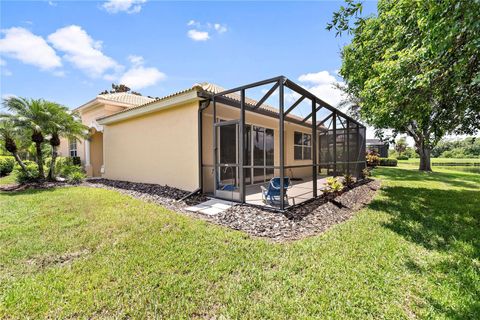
[294,131,311,160]
[69,139,77,157]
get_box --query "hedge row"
[0,156,15,176]
[379,158,398,167]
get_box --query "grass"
[399,157,480,164]
[0,166,479,318]
[0,173,16,185]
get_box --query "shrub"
[68,171,86,184]
[343,174,355,187]
[59,164,83,178]
[361,168,371,178]
[379,158,398,166]
[397,155,409,160]
[70,156,81,166]
[325,177,344,193]
[14,160,39,184]
[45,156,74,178]
[366,151,380,167]
[0,156,15,176]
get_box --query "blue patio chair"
[261,177,291,205]
[216,175,237,191]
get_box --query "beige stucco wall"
[201,103,314,193]
[58,103,127,175]
[58,137,70,157]
[90,132,103,177]
[102,101,199,191]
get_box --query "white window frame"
[69,139,78,157]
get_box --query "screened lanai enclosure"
[198,76,366,211]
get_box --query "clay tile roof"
[97,82,315,125]
[97,92,155,106]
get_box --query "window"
[294,131,311,160]
[69,139,77,157]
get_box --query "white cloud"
[187,29,210,41]
[120,66,165,89]
[298,71,337,85]
[0,27,62,70]
[119,55,165,89]
[186,21,227,41]
[102,0,146,14]
[127,54,144,66]
[48,1,57,6]
[48,25,120,78]
[0,58,5,66]
[214,23,227,34]
[297,71,345,107]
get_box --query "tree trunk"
[418,144,432,172]
[35,141,45,179]
[12,152,28,173]
[47,146,58,181]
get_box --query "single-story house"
[59,76,366,209]
[366,139,389,158]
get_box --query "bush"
[59,164,83,178]
[366,151,380,167]
[397,155,409,160]
[343,174,355,187]
[325,177,344,193]
[0,156,15,176]
[379,158,398,166]
[361,168,371,178]
[45,156,71,177]
[68,171,86,184]
[14,160,39,184]
[70,156,81,166]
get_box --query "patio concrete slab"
[245,177,329,207]
[185,199,235,215]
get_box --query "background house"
[366,138,389,157]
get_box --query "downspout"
[198,98,210,193]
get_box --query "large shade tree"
[329,0,480,171]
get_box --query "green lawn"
[0,174,16,186]
[1,166,479,319]
[399,157,480,164]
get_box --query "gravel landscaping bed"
[83,178,209,213]
[84,178,381,241]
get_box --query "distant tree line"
[389,136,480,159]
[431,137,480,158]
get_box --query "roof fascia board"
[98,90,200,125]
[75,98,132,113]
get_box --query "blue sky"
[0,1,377,119]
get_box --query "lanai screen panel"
[207,76,367,210]
[319,116,366,178]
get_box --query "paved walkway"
[185,199,236,215]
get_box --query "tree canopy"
[99,83,141,96]
[331,0,480,170]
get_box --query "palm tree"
[0,119,28,173]
[1,97,52,180]
[43,103,87,180]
